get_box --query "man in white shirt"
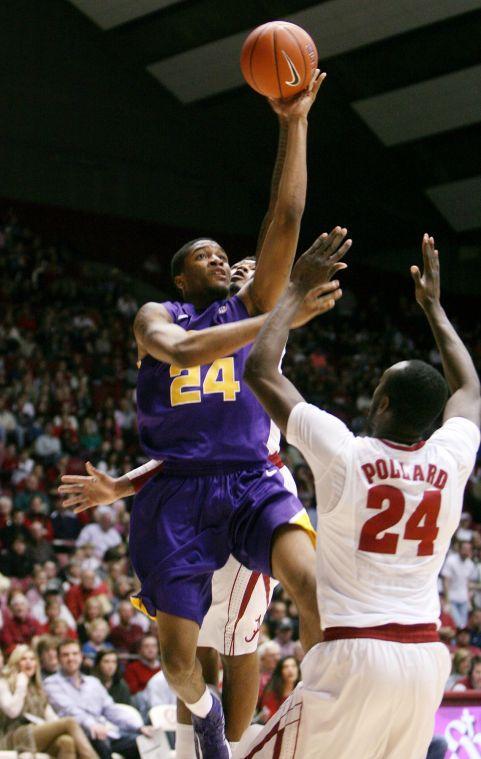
[240,233,480,758]
[76,505,121,559]
[442,541,477,628]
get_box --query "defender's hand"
[269,69,326,120]
[410,234,441,310]
[59,462,118,513]
[292,227,351,294]
[292,280,343,328]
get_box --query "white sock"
[185,686,213,718]
[230,740,240,756]
[175,724,195,759]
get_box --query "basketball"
[240,21,318,100]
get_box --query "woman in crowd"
[445,648,472,690]
[0,644,98,758]
[453,655,481,691]
[258,656,301,723]
[92,649,132,705]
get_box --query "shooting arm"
[134,302,268,367]
[255,116,288,255]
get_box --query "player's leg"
[221,651,260,743]
[175,646,220,759]
[156,611,204,704]
[270,525,320,653]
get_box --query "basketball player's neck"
[372,420,423,445]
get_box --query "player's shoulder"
[428,416,480,451]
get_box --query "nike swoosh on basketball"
[281,51,301,87]
[266,468,277,477]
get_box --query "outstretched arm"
[255,111,288,255]
[244,228,351,433]
[411,234,481,427]
[240,71,326,315]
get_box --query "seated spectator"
[45,639,153,759]
[76,506,121,560]
[28,520,56,564]
[0,593,42,654]
[469,609,481,649]
[258,656,300,723]
[0,643,97,757]
[265,600,287,638]
[24,495,54,541]
[257,640,281,706]
[124,635,160,695]
[39,595,78,640]
[34,421,62,464]
[451,628,481,656]
[82,620,113,669]
[93,650,132,706]
[65,568,110,622]
[78,542,101,572]
[0,533,34,579]
[454,655,481,691]
[32,588,77,628]
[26,565,49,607]
[445,649,472,690]
[78,596,108,644]
[36,635,59,680]
[108,601,143,654]
[274,617,297,658]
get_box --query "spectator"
[34,421,62,463]
[451,628,481,656]
[28,520,56,563]
[445,649,472,690]
[442,542,477,628]
[258,656,300,723]
[65,569,110,621]
[39,595,78,639]
[124,635,161,695]
[76,506,121,560]
[108,601,144,654]
[77,596,108,644]
[454,655,481,692]
[0,533,34,578]
[274,617,297,657]
[44,639,152,759]
[82,620,113,669]
[26,566,49,606]
[36,635,59,680]
[0,594,43,654]
[25,495,54,541]
[92,650,132,706]
[257,640,281,704]
[469,609,481,649]
[0,643,97,757]
[32,589,77,629]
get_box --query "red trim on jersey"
[228,571,261,655]
[380,439,426,451]
[244,699,302,758]
[323,622,439,644]
[224,564,243,655]
[268,452,284,469]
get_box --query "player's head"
[367,359,448,440]
[171,238,230,302]
[229,257,256,295]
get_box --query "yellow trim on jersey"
[130,595,156,621]
[289,509,317,547]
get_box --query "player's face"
[178,239,231,301]
[229,259,256,295]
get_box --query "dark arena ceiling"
[1,0,481,289]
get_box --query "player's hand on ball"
[292,226,351,294]
[58,461,117,513]
[292,280,343,328]
[410,234,441,310]
[269,69,326,120]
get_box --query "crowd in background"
[1,213,481,753]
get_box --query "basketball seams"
[284,25,307,93]
[272,28,284,101]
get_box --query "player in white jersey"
[240,234,481,758]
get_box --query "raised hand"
[292,280,343,328]
[58,461,117,513]
[292,227,351,294]
[269,69,326,120]
[410,233,441,310]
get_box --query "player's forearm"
[255,117,288,255]
[424,302,480,396]
[245,282,301,382]
[165,314,269,367]
[274,115,308,219]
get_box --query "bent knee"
[59,717,78,733]
[55,734,75,750]
[162,649,196,686]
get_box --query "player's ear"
[174,274,185,294]
[378,395,390,414]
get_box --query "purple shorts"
[129,462,303,626]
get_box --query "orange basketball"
[240,21,318,100]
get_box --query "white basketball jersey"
[287,403,480,629]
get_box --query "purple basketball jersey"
[136,295,271,464]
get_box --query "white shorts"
[240,637,450,758]
[198,464,297,656]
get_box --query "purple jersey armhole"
[162,301,183,322]
[227,295,250,322]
